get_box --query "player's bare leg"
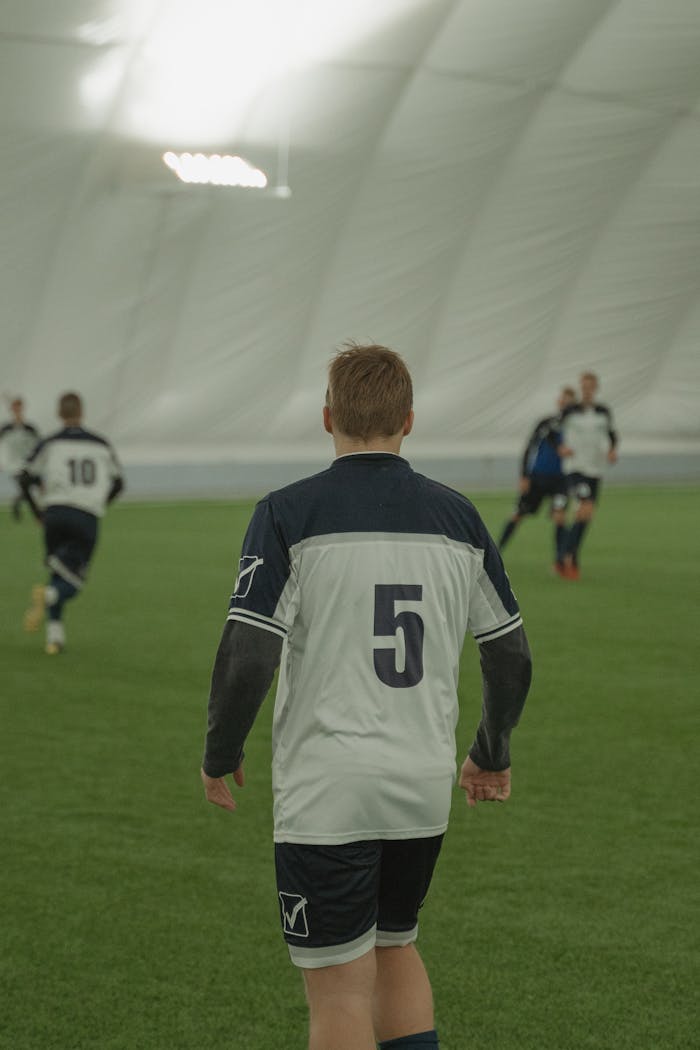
[373,944,436,1044]
[303,949,377,1050]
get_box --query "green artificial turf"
[1,487,697,1049]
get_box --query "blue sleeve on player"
[227,497,291,637]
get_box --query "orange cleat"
[563,558,580,580]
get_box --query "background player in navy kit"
[200,345,532,1050]
[0,397,40,520]
[498,386,576,573]
[558,371,618,579]
[19,392,123,654]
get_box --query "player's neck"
[333,435,403,458]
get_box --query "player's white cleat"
[23,584,46,632]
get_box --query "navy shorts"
[516,474,568,516]
[275,835,444,969]
[566,473,600,504]
[44,505,98,586]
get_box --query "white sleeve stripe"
[229,605,287,631]
[227,610,288,639]
[473,614,522,644]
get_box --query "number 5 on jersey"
[373,584,424,688]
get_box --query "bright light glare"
[162,151,268,188]
[117,0,426,142]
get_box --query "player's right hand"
[459,757,511,809]
[201,765,245,812]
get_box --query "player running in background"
[201,343,532,1050]
[558,371,618,580]
[0,397,40,520]
[19,392,124,654]
[498,386,576,573]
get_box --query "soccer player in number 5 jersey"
[201,344,532,1050]
[19,392,124,654]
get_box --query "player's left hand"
[459,756,511,808]
[201,765,245,812]
[607,448,618,464]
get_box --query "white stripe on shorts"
[288,925,376,970]
[376,924,418,948]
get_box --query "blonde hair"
[327,343,413,440]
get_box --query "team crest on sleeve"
[279,893,309,937]
[233,555,264,598]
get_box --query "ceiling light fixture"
[162,151,268,188]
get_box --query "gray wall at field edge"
[2,453,698,503]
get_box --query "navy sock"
[379,1030,439,1049]
[554,524,567,562]
[567,520,589,561]
[499,519,518,549]
[48,573,79,620]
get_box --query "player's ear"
[322,405,333,434]
[402,410,414,437]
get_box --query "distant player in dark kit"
[201,343,532,1050]
[0,397,40,520]
[19,392,124,654]
[558,372,618,580]
[498,386,576,573]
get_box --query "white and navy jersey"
[25,426,122,518]
[561,403,617,478]
[228,452,522,845]
[0,421,40,473]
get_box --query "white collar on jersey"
[334,450,403,460]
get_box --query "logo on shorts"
[233,556,264,598]
[279,893,309,937]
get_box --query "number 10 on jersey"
[373,584,424,688]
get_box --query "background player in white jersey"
[200,344,532,1050]
[558,371,618,579]
[0,397,40,520]
[19,392,124,654]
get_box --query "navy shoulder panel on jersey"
[0,423,12,438]
[267,455,490,550]
[231,454,518,622]
[56,426,111,447]
[25,426,111,463]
